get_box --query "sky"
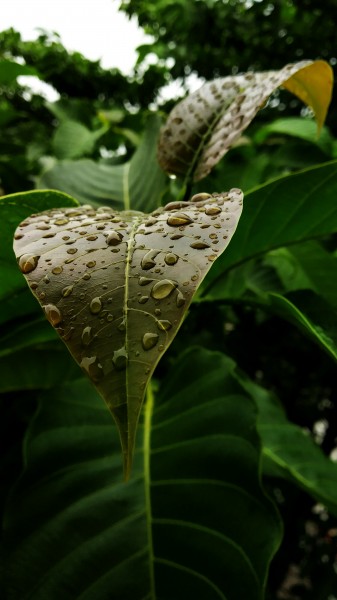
[1,0,149,73]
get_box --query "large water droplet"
[139,276,153,286]
[55,217,69,225]
[44,304,62,326]
[190,241,210,249]
[190,193,212,202]
[176,290,186,307]
[82,326,93,346]
[87,235,98,241]
[66,248,78,255]
[90,297,102,314]
[205,205,221,216]
[164,201,189,211]
[112,347,128,371]
[86,260,96,268]
[52,266,63,275]
[80,356,103,382]
[151,279,176,299]
[167,213,193,227]
[164,252,178,266]
[141,250,159,270]
[142,332,159,350]
[18,254,39,274]
[157,320,172,331]
[62,285,73,298]
[138,296,149,304]
[106,231,123,246]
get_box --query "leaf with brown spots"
[13,190,243,477]
[158,60,333,183]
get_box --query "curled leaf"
[13,190,243,477]
[158,60,333,183]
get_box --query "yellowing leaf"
[13,190,243,477]
[158,60,333,183]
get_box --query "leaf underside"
[157,60,333,182]
[13,190,243,477]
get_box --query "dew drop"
[112,347,128,371]
[43,275,50,284]
[52,266,63,275]
[142,332,159,350]
[55,218,69,225]
[164,201,188,211]
[190,241,210,249]
[106,231,123,246]
[205,205,221,216]
[62,285,73,298]
[138,296,149,304]
[157,319,172,331]
[87,235,98,241]
[191,275,198,281]
[63,327,75,341]
[164,252,178,266]
[170,233,184,240]
[30,282,38,290]
[80,356,103,382]
[19,254,39,274]
[44,304,63,326]
[151,279,176,299]
[82,326,93,346]
[90,297,102,314]
[67,248,78,255]
[86,260,96,268]
[141,250,159,270]
[154,308,161,316]
[176,290,186,307]
[106,313,114,322]
[167,213,193,227]
[190,193,212,202]
[118,320,126,332]
[14,233,23,240]
[83,272,91,280]
[139,276,153,286]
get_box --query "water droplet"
[19,254,39,274]
[205,205,221,216]
[36,224,50,230]
[67,248,78,255]
[43,232,56,238]
[52,266,63,275]
[80,356,103,382]
[167,213,193,227]
[176,290,186,307]
[90,297,102,314]
[142,332,159,350]
[208,255,217,262]
[157,320,172,331]
[151,279,176,299]
[14,233,23,240]
[82,326,93,346]
[86,260,96,268]
[30,282,38,290]
[39,291,46,300]
[190,193,212,202]
[87,235,98,241]
[83,273,91,280]
[63,327,75,341]
[106,231,123,246]
[164,253,178,266]
[112,347,128,371]
[190,241,210,249]
[55,218,69,225]
[118,320,126,332]
[62,235,70,241]
[106,313,114,322]
[43,275,50,284]
[154,308,161,316]
[138,296,149,304]
[164,201,188,211]
[44,304,62,326]
[170,234,184,240]
[141,250,159,270]
[61,285,73,298]
[139,276,153,286]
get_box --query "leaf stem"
[144,379,156,598]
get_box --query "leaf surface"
[13,191,243,476]
[158,60,333,183]
[3,349,281,599]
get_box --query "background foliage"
[1,2,337,599]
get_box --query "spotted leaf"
[158,60,333,183]
[13,190,243,477]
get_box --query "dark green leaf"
[52,120,108,160]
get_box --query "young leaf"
[13,190,243,477]
[158,60,333,183]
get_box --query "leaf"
[201,160,337,296]
[3,348,281,599]
[0,59,39,84]
[39,114,168,212]
[157,60,333,183]
[52,120,108,160]
[0,190,79,322]
[254,117,333,154]
[12,190,243,477]
[236,369,337,517]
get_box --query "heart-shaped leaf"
[13,190,243,477]
[158,60,333,183]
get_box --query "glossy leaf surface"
[13,191,243,476]
[158,60,333,183]
[3,349,281,600]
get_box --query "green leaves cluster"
[1,48,337,600]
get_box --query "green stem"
[144,379,156,598]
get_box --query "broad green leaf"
[157,60,333,184]
[52,120,108,160]
[0,59,39,84]
[13,191,243,477]
[236,368,337,517]
[0,318,57,358]
[3,349,281,599]
[254,118,333,154]
[39,114,168,212]
[0,190,79,321]
[201,160,337,296]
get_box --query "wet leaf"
[158,60,333,183]
[13,190,243,477]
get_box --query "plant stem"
[144,379,156,598]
